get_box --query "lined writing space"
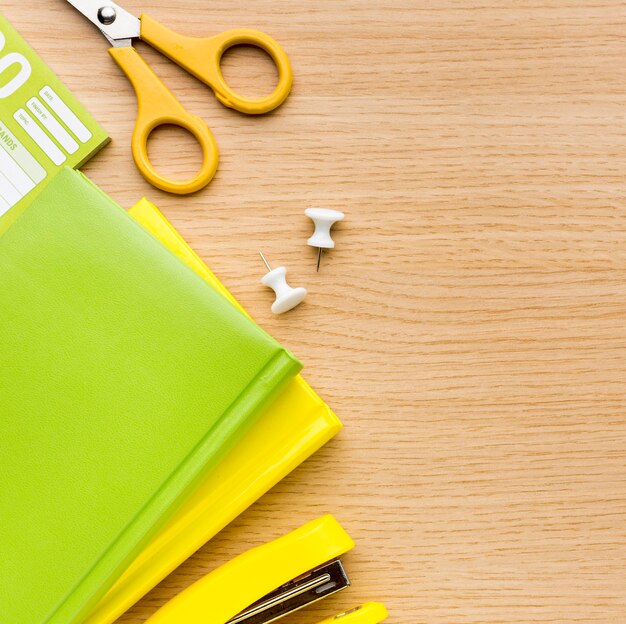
[0,147,36,216]
[40,86,92,144]
[14,109,66,166]
[0,121,45,217]
[27,97,79,155]
[0,193,9,215]
[0,168,23,206]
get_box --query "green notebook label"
[0,13,109,219]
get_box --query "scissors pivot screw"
[97,6,117,26]
[305,208,345,272]
[259,252,307,314]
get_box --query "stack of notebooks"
[0,168,341,623]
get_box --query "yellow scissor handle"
[317,603,389,624]
[109,46,219,195]
[144,515,355,624]
[140,14,293,115]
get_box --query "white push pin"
[259,251,307,314]
[305,208,345,271]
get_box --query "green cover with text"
[0,12,108,231]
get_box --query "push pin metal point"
[305,208,345,271]
[259,251,307,314]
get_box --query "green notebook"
[0,168,301,624]
[0,13,109,224]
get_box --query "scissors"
[66,0,293,194]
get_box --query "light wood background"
[5,1,626,622]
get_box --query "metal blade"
[65,0,140,47]
[227,560,350,624]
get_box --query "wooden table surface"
[5,1,626,622]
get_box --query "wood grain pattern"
[4,1,626,622]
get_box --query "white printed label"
[0,192,9,217]
[27,97,78,154]
[14,108,66,166]
[0,120,46,184]
[0,140,36,196]
[0,133,38,215]
[39,86,92,143]
[0,168,22,205]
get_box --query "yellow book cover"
[84,199,342,624]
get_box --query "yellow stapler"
[144,515,388,624]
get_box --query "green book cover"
[0,167,302,624]
[0,12,109,230]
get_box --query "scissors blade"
[65,0,140,47]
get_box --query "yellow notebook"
[84,199,342,624]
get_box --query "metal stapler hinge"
[228,559,350,624]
